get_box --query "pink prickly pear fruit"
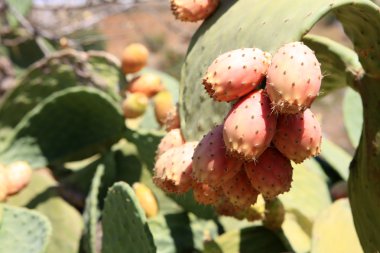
[203,48,271,102]
[221,170,259,209]
[263,198,285,231]
[5,161,33,196]
[127,74,164,98]
[164,105,180,131]
[122,92,149,119]
[153,91,175,126]
[272,108,322,163]
[0,165,8,201]
[170,0,220,22]
[266,41,322,114]
[223,90,277,161]
[153,142,198,194]
[245,148,293,200]
[192,181,220,205]
[156,128,185,160]
[192,125,243,187]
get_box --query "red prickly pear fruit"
[121,43,149,74]
[153,142,198,194]
[170,0,220,22]
[214,196,244,218]
[272,109,322,163]
[192,125,243,187]
[127,74,164,98]
[0,166,8,201]
[122,92,149,119]
[164,106,180,131]
[156,128,185,160]
[245,148,293,200]
[203,48,271,102]
[223,90,277,161]
[154,91,175,126]
[5,161,33,196]
[192,181,220,205]
[221,170,259,209]
[266,41,322,114]
[330,181,348,200]
[263,198,285,231]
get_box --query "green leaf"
[101,182,156,253]
[0,204,51,253]
[0,86,125,168]
[343,87,363,148]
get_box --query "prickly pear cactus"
[0,86,124,168]
[101,182,156,253]
[180,0,380,251]
[0,204,51,253]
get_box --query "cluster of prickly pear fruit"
[153,42,322,221]
[170,0,220,22]
[120,43,178,127]
[0,161,32,202]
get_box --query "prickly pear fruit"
[214,196,243,217]
[266,41,322,114]
[132,182,159,218]
[330,181,348,200]
[245,148,293,200]
[170,0,220,22]
[223,90,277,161]
[164,105,180,131]
[272,109,322,163]
[263,198,285,231]
[221,170,259,209]
[192,125,243,187]
[0,166,7,201]
[122,92,149,119]
[127,73,164,98]
[203,48,271,102]
[121,43,149,74]
[192,181,220,205]
[5,161,32,196]
[156,128,185,160]
[154,91,175,125]
[153,142,198,194]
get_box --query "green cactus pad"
[0,204,52,253]
[0,49,122,150]
[148,212,218,253]
[7,171,84,253]
[204,226,288,253]
[343,87,363,148]
[311,199,363,253]
[82,164,105,253]
[101,182,156,253]
[303,34,363,94]
[0,86,125,168]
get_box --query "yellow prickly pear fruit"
[132,182,159,218]
[122,92,149,119]
[0,165,8,202]
[5,161,32,196]
[127,74,164,98]
[153,90,175,125]
[121,43,149,74]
